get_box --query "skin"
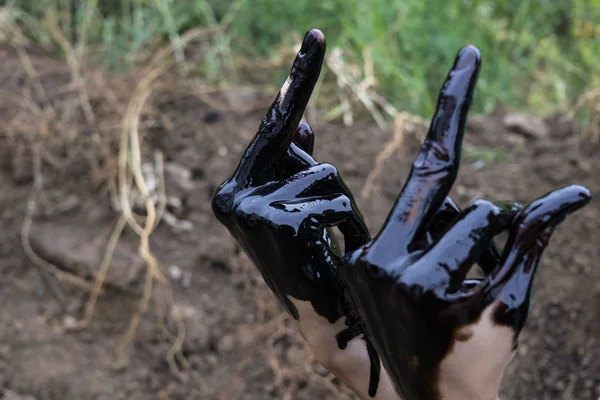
[212,30,521,400]
[338,45,593,400]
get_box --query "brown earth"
[0,43,598,400]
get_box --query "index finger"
[232,29,326,186]
[373,46,481,257]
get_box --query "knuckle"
[212,192,235,222]
[319,163,338,177]
[211,181,243,223]
[412,141,457,176]
[470,199,497,214]
[334,194,352,210]
[428,140,451,162]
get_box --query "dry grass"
[568,87,600,143]
[322,44,429,200]
[0,13,219,387]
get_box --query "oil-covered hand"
[212,29,364,324]
[212,30,514,400]
[339,45,592,400]
[212,30,395,399]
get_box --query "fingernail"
[455,45,481,70]
[301,29,325,53]
[528,185,592,228]
[573,185,592,202]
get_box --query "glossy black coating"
[212,30,384,396]
[487,185,592,331]
[213,29,362,323]
[426,197,524,276]
[338,46,592,400]
[212,31,524,399]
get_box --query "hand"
[213,30,522,400]
[212,29,394,399]
[212,29,360,324]
[338,45,592,400]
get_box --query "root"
[105,26,219,381]
[69,214,128,330]
[6,19,222,384]
[16,44,97,295]
[20,145,98,295]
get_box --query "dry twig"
[567,87,600,142]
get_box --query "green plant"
[2,0,598,120]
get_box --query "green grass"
[2,0,599,120]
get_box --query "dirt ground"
[0,44,598,400]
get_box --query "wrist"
[438,370,503,400]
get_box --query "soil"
[0,44,598,400]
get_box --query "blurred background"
[0,1,598,399]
